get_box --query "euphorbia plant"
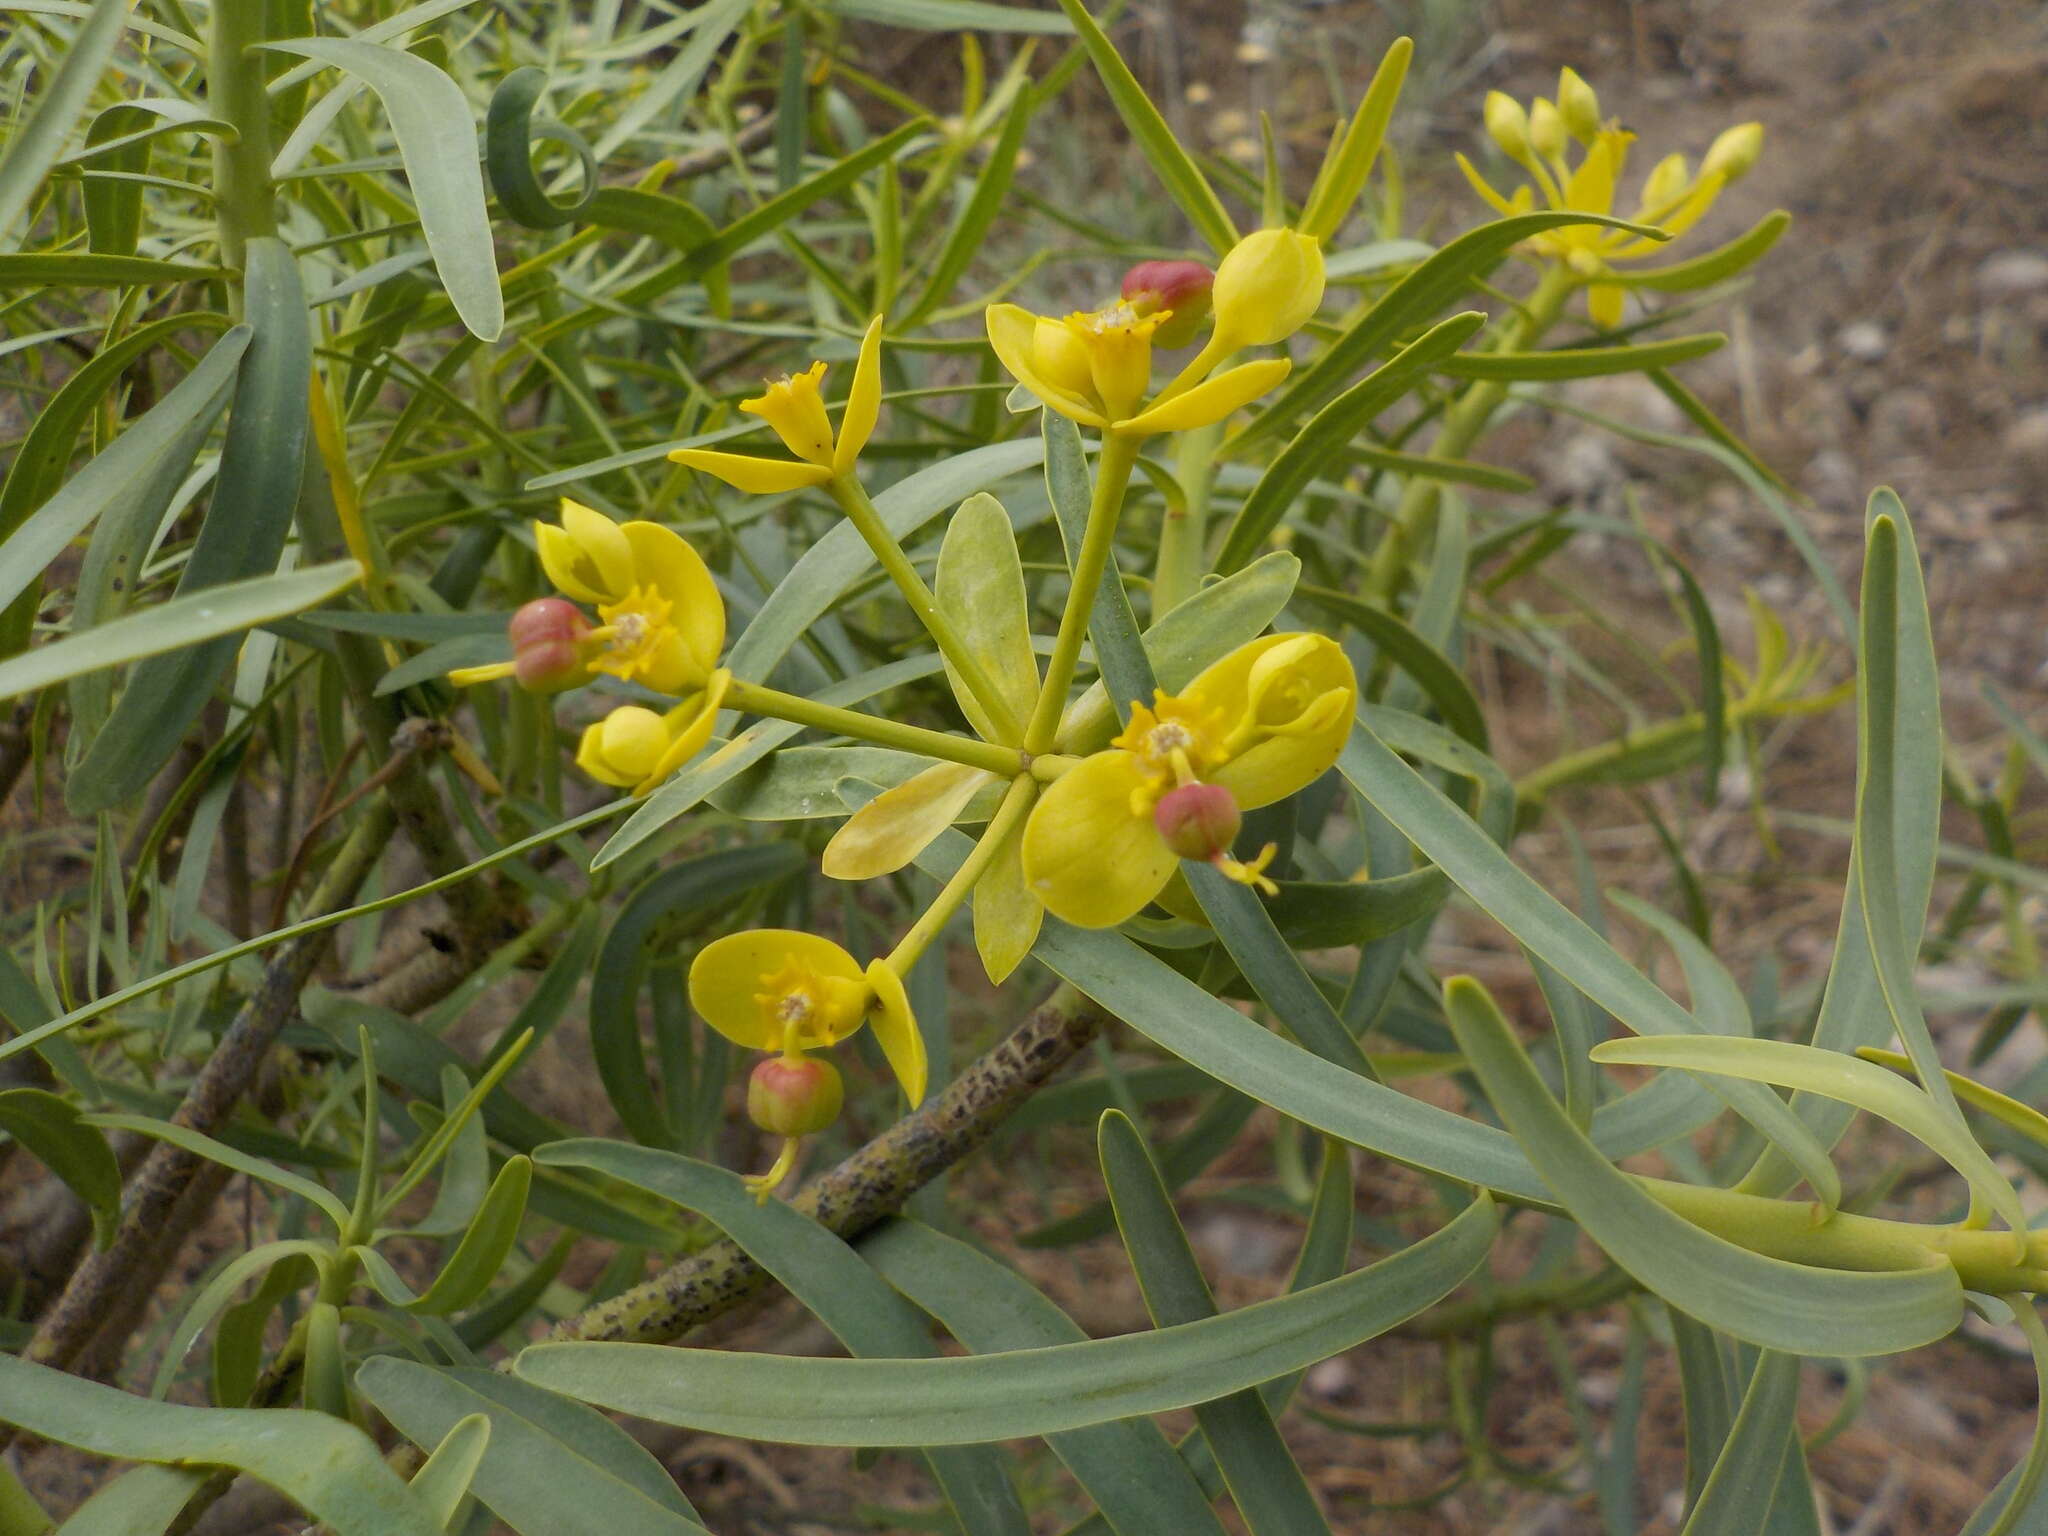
[1,6,2044,1536]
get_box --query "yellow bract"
[688,929,927,1105]
[669,315,885,491]
[1209,228,1326,350]
[1462,68,1763,326]
[1020,633,1356,928]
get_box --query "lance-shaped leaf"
[935,492,1038,744]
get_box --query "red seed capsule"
[747,1055,844,1137]
[1120,259,1214,348]
[1153,781,1242,862]
[507,597,590,693]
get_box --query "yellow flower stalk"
[689,929,926,1199]
[668,315,884,491]
[1460,68,1763,327]
[1021,633,1355,928]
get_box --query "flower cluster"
[1461,67,1763,326]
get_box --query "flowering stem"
[886,774,1037,974]
[1362,263,1576,604]
[827,477,1025,745]
[1153,416,1223,620]
[723,678,1023,777]
[1025,430,1142,753]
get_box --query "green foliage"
[0,3,2040,1533]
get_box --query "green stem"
[725,678,1022,777]
[828,477,1025,744]
[208,0,276,280]
[886,773,1036,973]
[1153,416,1222,621]
[1025,430,1141,753]
[1639,1176,2044,1292]
[1362,263,1575,604]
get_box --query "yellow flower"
[1460,68,1763,327]
[689,929,923,1199]
[986,298,1290,438]
[573,670,731,796]
[1020,633,1355,928]
[691,930,925,1117]
[527,499,727,695]
[668,316,884,492]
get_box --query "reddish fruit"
[747,1055,844,1137]
[1153,781,1242,862]
[507,597,590,693]
[1120,259,1214,348]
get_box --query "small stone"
[1305,1358,1357,1400]
[1979,251,2048,302]
[1837,320,1889,363]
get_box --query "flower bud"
[747,1055,843,1137]
[1700,122,1763,184]
[1484,91,1530,160]
[1557,67,1600,142]
[1121,259,1214,348]
[1211,228,1325,348]
[507,597,590,693]
[1153,781,1242,863]
[1528,98,1566,159]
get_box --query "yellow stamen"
[590,583,677,685]
[1217,842,1280,896]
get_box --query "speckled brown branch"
[544,981,1109,1347]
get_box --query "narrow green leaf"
[0,253,220,286]
[405,1156,532,1315]
[1435,332,1724,380]
[1611,210,1792,291]
[485,68,597,229]
[68,238,311,812]
[1850,502,1986,1208]
[1297,36,1409,241]
[0,1353,444,1536]
[0,560,362,705]
[1215,310,1485,574]
[85,1112,353,1229]
[152,1240,331,1401]
[829,0,1072,30]
[0,326,247,615]
[407,1413,490,1532]
[529,1142,1032,1535]
[51,1465,209,1536]
[1047,0,1236,253]
[1442,975,1961,1357]
[0,0,130,247]
[862,1219,1231,1536]
[1099,1110,1336,1536]
[1679,1353,1800,1536]
[590,0,749,160]
[514,1186,1496,1443]
[261,38,504,341]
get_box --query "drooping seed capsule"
[507,597,591,693]
[747,1055,844,1137]
[1120,258,1215,348]
[1153,780,1243,863]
